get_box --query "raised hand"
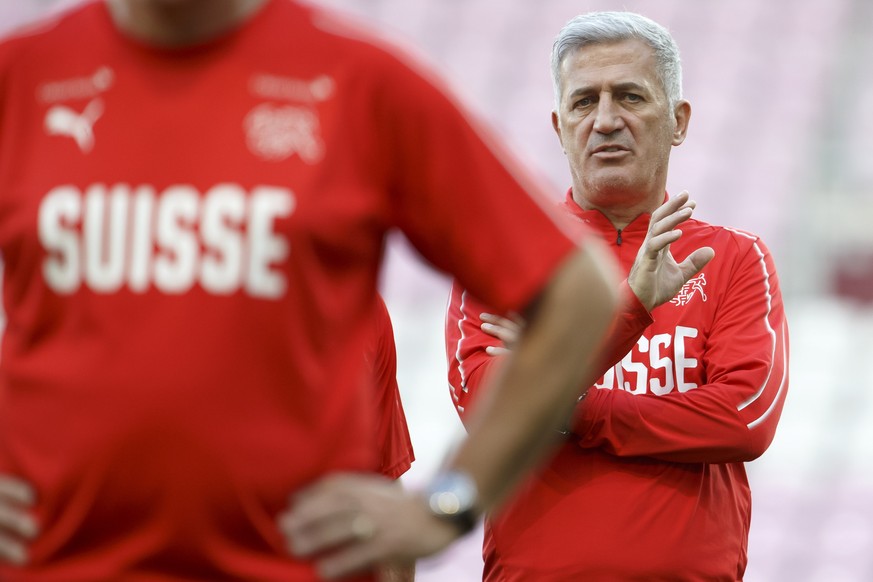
[628,191,715,311]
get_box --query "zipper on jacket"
[616,229,623,245]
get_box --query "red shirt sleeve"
[367,296,414,479]
[444,283,503,424]
[574,237,789,463]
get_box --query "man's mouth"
[591,145,631,159]
[592,145,629,154]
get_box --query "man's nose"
[592,96,624,134]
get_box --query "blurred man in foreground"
[447,11,789,580]
[0,0,619,580]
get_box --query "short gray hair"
[551,11,683,110]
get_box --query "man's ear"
[551,110,565,153]
[672,100,691,146]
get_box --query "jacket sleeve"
[446,279,652,426]
[573,237,789,463]
[445,282,502,424]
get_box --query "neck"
[571,188,664,231]
[106,0,269,47]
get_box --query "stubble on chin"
[580,172,641,207]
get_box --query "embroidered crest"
[243,103,324,163]
[671,273,708,306]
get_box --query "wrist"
[625,278,655,313]
[423,469,480,536]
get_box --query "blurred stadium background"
[1,0,871,580]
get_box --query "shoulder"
[287,0,451,98]
[287,1,417,69]
[683,218,770,256]
[681,219,780,291]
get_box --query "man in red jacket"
[446,11,789,581]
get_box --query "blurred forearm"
[378,561,415,582]
[445,241,619,513]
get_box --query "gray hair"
[551,11,683,110]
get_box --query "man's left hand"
[279,473,460,580]
[480,312,524,356]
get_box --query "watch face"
[426,470,478,516]
[425,470,479,534]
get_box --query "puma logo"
[44,98,104,153]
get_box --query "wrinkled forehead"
[558,39,665,97]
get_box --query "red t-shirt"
[366,295,413,480]
[446,191,789,581]
[0,1,577,579]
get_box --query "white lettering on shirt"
[674,326,699,393]
[596,328,701,396]
[39,183,295,299]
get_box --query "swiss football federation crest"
[671,273,708,306]
[44,98,104,153]
[244,103,324,163]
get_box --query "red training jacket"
[446,190,789,581]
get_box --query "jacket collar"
[558,188,667,237]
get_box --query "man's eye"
[624,93,642,102]
[574,97,593,108]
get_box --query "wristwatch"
[424,469,480,535]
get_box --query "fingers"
[479,322,516,345]
[280,477,362,556]
[279,506,363,557]
[649,193,696,239]
[281,474,459,579]
[484,346,511,357]
[641,191,701,262]
[0,504,37,541]
[479,313,521,333]
[280,487,385,580]
[649,190,690,223]
[0,477,35,506]
[316,540,382,580]
[479,313,522,350]
[643,230,683,256]
[0,475,38,565]
[0,534,28,565]
[678,247,715,278]
[628,192,713,311]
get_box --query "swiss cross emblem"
[243,103,324,163]
[671,273,708,306]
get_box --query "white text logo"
[595,326,700,394]
[37,66,114,103]
[44,98,104,153]
[39,183,294,298]
[249,73,334,103]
